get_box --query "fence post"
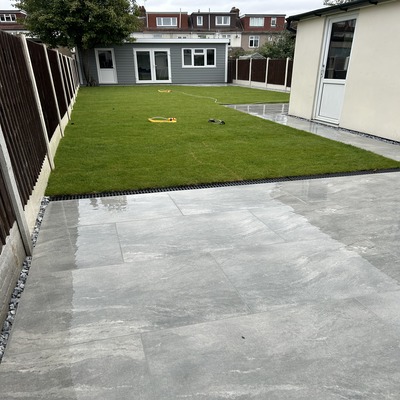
[42,44,64,138]
[249,58,252,87]
[0,128,32,256]
[284,57,290,90]
[265,58,270,88]
[19,34,55,170]
[235,58,238,81]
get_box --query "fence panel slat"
[286,60,293,87]
[267,59,286,85]
[237,60,250,81]
[0,31,47,206]
[47,49,68,118]
[0,169,15,250]
[251,59,267,83]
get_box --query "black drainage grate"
[48,168,400,202]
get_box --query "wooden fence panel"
[0,31,47,207]
[227,59,236,83]
[267,59,286,85]
[47,49,68,118]
[237,59,250,81]
[286,59,293,88]
[0,169,15,252]
[27,40,59,140]
[61,55,73,102]
[252,59,267,83]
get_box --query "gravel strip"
[0,197,50,363]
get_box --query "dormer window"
[156,17,177,27]
[250,17,264,27]
[215,16,230,26]
[0,14,16,23]
[197,16,203,26]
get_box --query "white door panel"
[318,82,345,122]
[95,49,118,84]
[315,16,357,124]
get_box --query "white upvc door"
[315,15,357,124]
[134,49,171,83]
[95,49,118,84]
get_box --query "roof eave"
[286,0,387,24]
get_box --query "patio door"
[95,49,118,84]
[134,49,171,83]
[315,16,357,124]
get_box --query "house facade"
[287,0,400,142]
[0,10,29,35]
[133,8,286,53]
[240,14,286,51]
[78,38,229,86]
[134,9,242,48]
[145,11,189,32]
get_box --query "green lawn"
[46,85,400,195]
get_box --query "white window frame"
[249,36,260,48]
[133,48,172,84]
[215,16,230,26]
[250,17,264,27]
[0,14,16,22]
[156,17,177,27]
[197,16,203,26]
[271,17,277,27]
[182,48,216,68]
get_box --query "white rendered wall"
[289,1,400,142]
[288,18,325,120]
[339,1,400,141]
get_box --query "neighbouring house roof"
[133,38,230,44]
[240,14,286,17]
[0,10,28,32]
[287,0,395,24]
[146,11,188,14]
[239,52,266,59]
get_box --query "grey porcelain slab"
[1,135,400,398]
[142,299,400,399]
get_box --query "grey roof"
[286,0,394,23]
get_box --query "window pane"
[98,51,113,69]
[136,51,151,80]
[324,19,356,79]
[157,17,177,26]
[216,16,230,25]
[249,36,259,48]
[183,49,192,65]
[155,52,169,80]
[250,17,264,27]
[194,54,204,66]
[206,49,215,65]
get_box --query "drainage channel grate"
[49,168,400,201]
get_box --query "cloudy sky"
[1,0,327,17]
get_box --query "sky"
[0,0,328,17]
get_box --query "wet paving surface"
[1,105,400,399]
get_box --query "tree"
[259,30,295,59]
[16,0,141,83]
[323,0,352,4]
